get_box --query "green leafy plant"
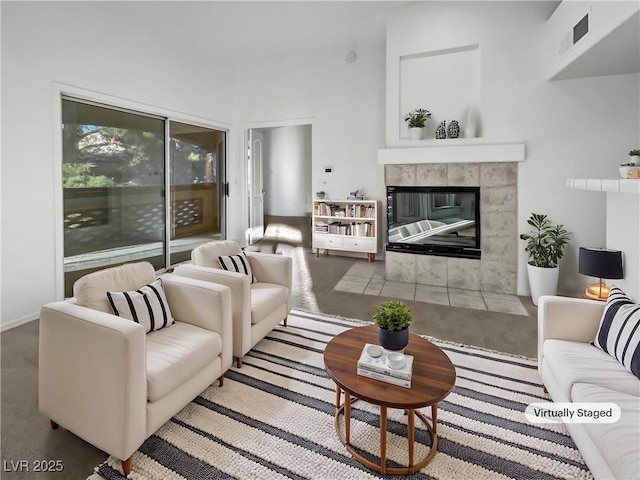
[372,301,412,331]
[63,162,114,188]
[520,213,571,268]
[404,108,432,128]
[628,149,640,156]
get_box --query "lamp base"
[584,281,611,301]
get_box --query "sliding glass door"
[169,121,226,265]
[61,98,225,296]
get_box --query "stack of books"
[356,343,414,388]
[314,221,328,234]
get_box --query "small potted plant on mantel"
[520,213,571,306]
[373,300,412,351]
[620,150,640,178]
[404,108,431,140]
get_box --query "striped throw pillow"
[593,286,640,379]
[106,279,174,333]
[218,252,256,283]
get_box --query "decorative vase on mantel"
[447,120,460,139]
[464,107,477,138]
[409,127,424,140]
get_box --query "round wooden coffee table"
[323,325,456,475]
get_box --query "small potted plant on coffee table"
[373,300,413,351]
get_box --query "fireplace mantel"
[378,140,525,165]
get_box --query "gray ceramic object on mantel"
[447,120,460,138]
[435,121,447,139]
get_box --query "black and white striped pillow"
[107,279,174,333]
[593,286,640,379]
[218,252,256,283]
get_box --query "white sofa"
[174,240,292,368]
[39,262,233,476]
[538,295,640,480]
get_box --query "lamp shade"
[578,247,623,279]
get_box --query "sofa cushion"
[593,286,640,379]
[107,279,174,333]
[543,339,640,398]
[218,252,256,284]
[571,383,640,480]
[146,321,222,402]
[250,283,289,325]
[74,262,157,314]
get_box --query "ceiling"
[109,1,409,62]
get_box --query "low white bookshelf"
[312,199,379,262]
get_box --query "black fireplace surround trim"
[385,243,481,260]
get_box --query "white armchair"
[38,262,232,476]
[174,240,292,368]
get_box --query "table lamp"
[578,247,623,300]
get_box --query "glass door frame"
[53,83,229,299]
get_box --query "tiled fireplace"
[384,162,518,295]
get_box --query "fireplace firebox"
[386,185,481,259]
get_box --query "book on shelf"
[356,367,411,388]
[357,343,414,381]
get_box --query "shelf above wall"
[567,178,640,194]
[377,140,525,165]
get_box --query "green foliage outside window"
[62,163,114,188]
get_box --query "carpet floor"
[89,311,591,480]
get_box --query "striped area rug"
[89,310,592,480]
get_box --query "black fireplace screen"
[386,185,480,259]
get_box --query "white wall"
[607,193,640,301]
[1,2,234,329]
[263,125,312,217]
[386,1,640,296]
[230,43,387,241]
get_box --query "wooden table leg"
[335,387,341,410]
[345,393,351,446]
[380,406,387,474]
[432,404,438,435]
[408,408,415,473]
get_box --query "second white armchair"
[174,240,292,367]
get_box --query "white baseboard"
[1,313,38,332]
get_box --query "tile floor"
[334,260,529,316]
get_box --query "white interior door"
[248,129,264,244]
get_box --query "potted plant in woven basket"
[372,300,413,351]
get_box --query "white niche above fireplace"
[378,141,525,165]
